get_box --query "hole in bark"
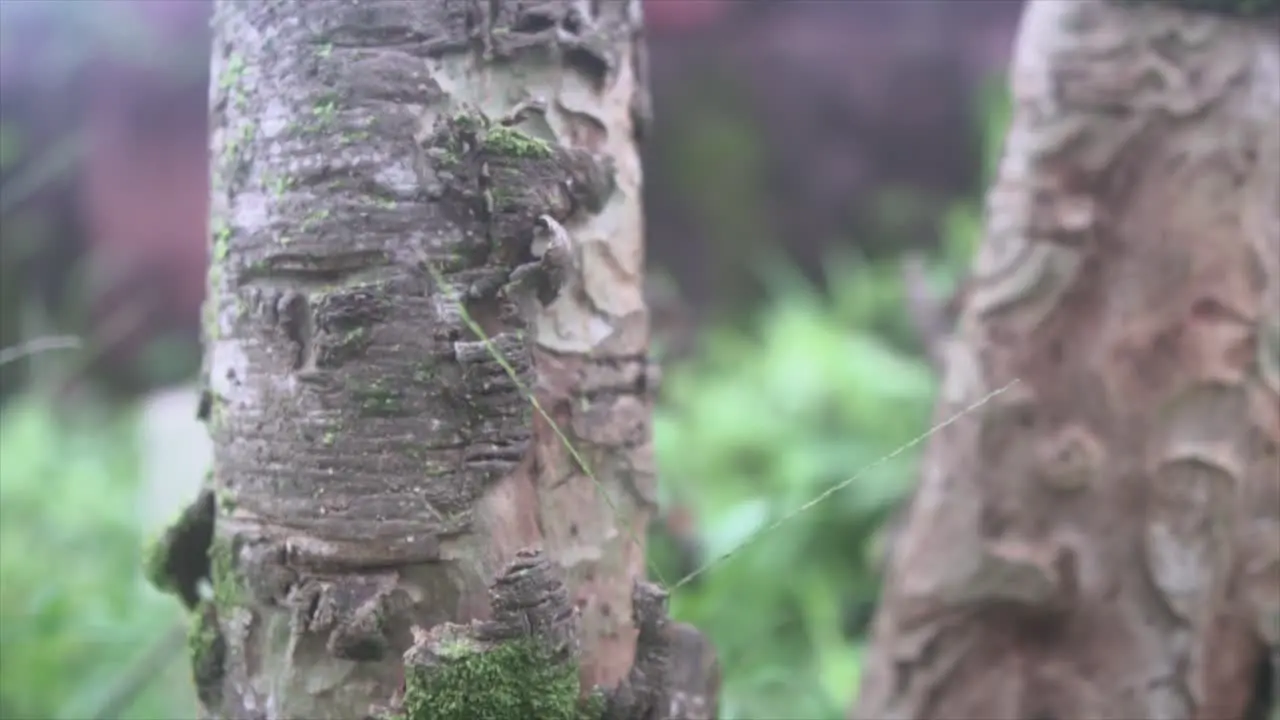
[841,598,877,638]
[600,602,611,617]
[1047,339,1064,365]
[279,292,312,370]
[569,523,579,537]
[196,389,212,421]
[1259,433,1279,462]
[980,504,1009,538]
[564,46,609,89]
[1191,297,1237,322]
[298,589,320,628]
[892,660,912,695]
[561,10,584,34]
[1053,548,1079,601]
[332,633,387,663]
[461,293,509,340]
[512,12,556,34]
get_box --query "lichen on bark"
[854,2,1280,718]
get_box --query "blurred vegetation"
[0,400,195,719]
[646,82,1008,719]
[0,27,1010,716]
[647,202,980,719]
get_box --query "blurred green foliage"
[649,220,975,719]
[653,297,933,717]
[647,83,1009,719]
[0,400,195,719]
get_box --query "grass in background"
[647,79,1008,719]
[654,283,937,718]
[0,399,195,719]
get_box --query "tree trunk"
[146,1,717,718]
[854,2,1279,719]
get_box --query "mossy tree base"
[392,549,718,720]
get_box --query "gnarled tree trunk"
[146,0,717,717]
[854,1,1279,718]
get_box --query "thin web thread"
[425,264,672,588]
[427,261,1018,596]
[668,378,1020,590]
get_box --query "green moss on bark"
[398,636,597,720]
[483,126,554,159]
[143,488,215,610]
[208,536,242,609]
[189,601,226,708]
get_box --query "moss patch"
[398,637,598,720]
[424,108,615,279]
[144,488,215,610]
[208,536,242,609]
[483,125,554,160]
[189,601,226,707]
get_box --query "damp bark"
[854,2,1280,719]
[174,1,718,717]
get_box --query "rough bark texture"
[396,548,711,720]
[854,2,1280,719]
[144,0,716,717]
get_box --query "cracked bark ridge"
[604,582,721,720]
[395,549,585,720]
[403,549,578,668]
[474,548,580,655]
[659,620,721,720]
[854,2,1280,719]
[602,581,668,720]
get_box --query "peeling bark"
[854,2,1280,719]
[143,0,715,717]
